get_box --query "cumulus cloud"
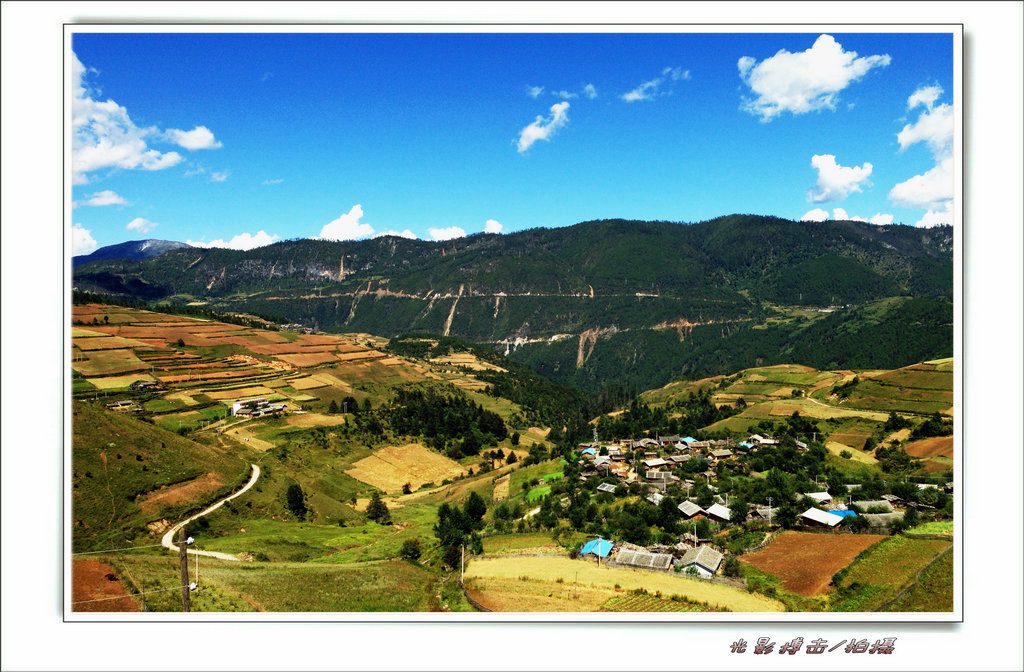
[72,223,98,255]
[318,204,374,240]
[832,207,850,220]
[621,66,689,102]
[373,229,418,240]
[187,230,280,250]
[800,208,830,222]
[888,86,954,220]
[164,125,222,150]
[869,213,895,225]
[125,217,158,234]
[583,83,598,99]
[738,34,890,121]
[807,154,873,203]
[75,189,129,207]
[429,226,466,241]
[526,85,544,99]
[209,170,230,183]
[889,157,953,210]
[484,219,503,234]
[914,202,953,228]
[516,101,570,153]
[73,52,223,184]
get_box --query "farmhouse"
[646,492,665,506]
[677,500,704,519]
[704,503,732,523]
[614,548,674,572]
[803,491,832,505]
[104,400,137,412]
[129,380,158,390]
[669,454,691,463]
[794,440,808,450]
[580,538,614,560]
[852,500,894,513]
[800,507,844,528]
[231,397,287,417]
[709,449,733,461]
[657,435,681,447]
[643,457,669,469]
[596,482,618,494]
[677,545,724,577]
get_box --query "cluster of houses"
[579,537,727,579]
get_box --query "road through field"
[161,464,260,562]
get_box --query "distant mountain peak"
[74,239,192,266]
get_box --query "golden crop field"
[464,556,784,612]
[345,443,466,493]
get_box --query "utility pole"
[460,544,465,583]
[177,527,191,613]
[767,497,773,526]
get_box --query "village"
[562,430,953,580]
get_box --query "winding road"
[160,463,260,562]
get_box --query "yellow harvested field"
[276,352,340,366]
[285,412,347,428]
[769,403,804,416]
[430,353,507,372]
[335,350,386,362]
[72,349,149,376]
[158,369,259,383]
[773,387,796,397]
[286,376,328,390]
[74,335,153,351]
[493,475,510,501]
[782,398,889,421]
[826,441,877,464]
[86,373,157,390]
[310,372,352,389]
[746,374,767,382]
[205,386,276,400]
[464,556,784,612]
[451,377,488,391]
[884,428,912,445]
[71,327,109,338]
[379,357,406,366]
[466,576,619,612]
[345,443,466,493]
[165,392,198,406]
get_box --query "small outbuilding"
[800,507,843,528]
[678,545,724,577]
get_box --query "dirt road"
[161,463,260,562]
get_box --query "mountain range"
[71,215,954,392]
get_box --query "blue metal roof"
[832,509,858,518]
[580,448,596,455]
[682,436,697,443]
[580,538,614,557]
[738,442,753,448]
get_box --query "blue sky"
[70,31,954,253]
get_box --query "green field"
[831,536,952,611]
[482,532,561,554]
[884,549,954,612]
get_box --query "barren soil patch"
[904,436,953,459]
[71,560,138,612]
[138,472,223,513]
[739,531,886,596]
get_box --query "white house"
[678,545,724,577]
[800,507,843,528]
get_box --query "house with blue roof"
[580,538,614,559]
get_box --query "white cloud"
[832,207,850,220]
[164,125,222,150]
[526,85,544,99]
[318,204,374,240]
[484,219,503,234]
[76,189,129,207]
[552,89,578,99]
[897,85,953,160]
[516,101,570,153]
[738,34,891,121]
[807,154,873,203]
[429,226,466,241]
[187,230,280,250]
[209,170,230,183]
[907,85,943,112]
[915,202,953,228]
[889,157,953,210]
[869,213,895,225]
[800,208,830,222]
[72,52,189,184]
[125,217,158,234]
[583,84,598,99]
[262,178,284,185]
[621,66,688,102]
[373,229,418,240]
[72,223,98,255]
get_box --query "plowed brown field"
[904,436,953,459]
[71,560,138,612]
[739,531,886,596]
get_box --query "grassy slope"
[71,400,251,552]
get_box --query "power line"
[71,543,174,555]
[72,584,191,605]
